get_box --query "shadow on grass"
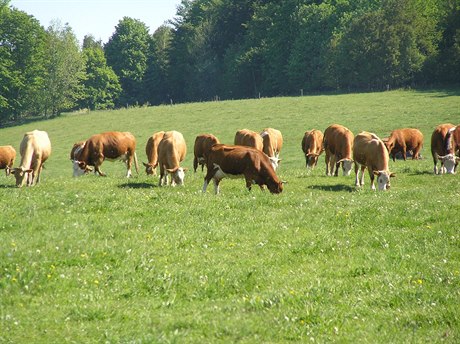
[409,170,434,176]
[118,182,155,189]
[308,184,355,192]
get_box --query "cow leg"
[402,146,407,161]
[126,155,133,178]
[213,178,221,194]
[334,158,340,177]
[325,152,330,175]
[354,163,360,186]
[193,157,198,173]
[360,166,366,186]
[433,155,438,174]
[369,170,376,190]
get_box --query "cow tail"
[134,151,139,175]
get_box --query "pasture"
[1,89,459,343]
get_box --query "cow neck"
[20,140,35,169]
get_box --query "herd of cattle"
[0,123,459,192]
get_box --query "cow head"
[305,153,319,168]
[373,170,396,191]
[269,157,281,171]
[166,167,188,186]
[72,160,93,177]
[5,166,12,176]
[143,162,158,176]
[436,154,459,174]
[10,167,33,187]
[266,179,284,194]
[338,158,353,176]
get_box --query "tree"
[144,25,173,105]
[39,21,85,116]
[80,43,121,110]
[104,17,151,107]
[0,6,47,123]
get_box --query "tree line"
[1,0,459,125]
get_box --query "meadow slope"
[1,89,460,343]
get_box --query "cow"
[323,124,354,176]
[193,134,220,172]
[301,129,324,169]
[143,131,165,175]
[431,123,459,174]
[202,144,284,194]
[451,125,460,156]
[157,130,187,186]
[384,128,424,162]
[10,130,51,187]
[353,132,395,191]
[72,131,139,177]
[0,145,16,176]
[234,129,263,151]
[260,127,283,170]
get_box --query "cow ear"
[142,162,149,167]
[373,171,380,176]
[25,169,33,173]
[281,180,288,184]
[166,167,178,173]
[182,168,189,173]
[390,173,396,178]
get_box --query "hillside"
[1,89,459,343]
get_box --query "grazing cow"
[157,130,187,186]
[202,144,284,194]
[11,130,51,187]
[260,127,283,170]
[431,123,459,174]
[353,132,395,191]
[193,134,220,172]
[301,129,324,169]
[234,129,263,151]
[0,145,16,176]
[323,124,354,176]
[73,131,138,177]
[384,128,424,161]
[143,131,165,175]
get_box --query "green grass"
[1,89,460,343]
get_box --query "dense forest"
[1,0,459,125]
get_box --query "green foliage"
[80,44,121,110]
[40,21,85,116]
[0,89,459,342]
[0,7,47,123]
[104,17,151,107]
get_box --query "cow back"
[19,130,51,168]
[260,128,283,157]
[0,145,16,168]
[146,131,165,164]
[302,129,323,155]
[323,124,354,158]
[158,131,186,169]
[353,132,389,171]
[234,129,263,151]
[431,123,455,156]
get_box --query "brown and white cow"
[72,131,138,177]
[202,144,284,194]
[234,129,263,151]
[260,127,283,170]
[301,129,324,169]
[353,132,395,191]
[384,128,424,161]
[143,131,165,175]
[10,130,51,187]
[431,123,459,174]
[0,145,16,176]
[157,130,187,186]
[193,133,220,172]
[323,124,354,176]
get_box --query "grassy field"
[1,89,459,343]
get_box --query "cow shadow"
[409,170,433,176]
[308,184,355,193]
[118,182,155,189]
